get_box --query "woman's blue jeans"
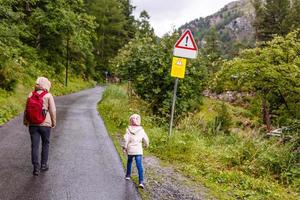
[126,155,143,184]
[29,126,51,169]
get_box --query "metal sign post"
[169,29,198,137]
[169,78,179,136]
[169,57,187,136]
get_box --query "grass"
[179,97,259,128]
[150,130,299,199]
[0,75,96,125]
[98,84,299,200]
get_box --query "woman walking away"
[123,114,149,189]
[24,77,56,176]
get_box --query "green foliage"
[110,33,206,121]
[288,0,300,30]
[118,0,136,39]
[0,0,99,92]
[210,103,232,134]
[135,10,155,37]
[0,59,23,91]
[0,87,24,124]
[99,85,130,129]
[252,0,299,42]
[213,30,300,127]
[99,85,300,200]
[85,0,137,79]
[0,0,26,90]
[24,0,97,76]
[200,26,223,77]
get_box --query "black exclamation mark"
[185,36,188,46]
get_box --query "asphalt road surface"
[0,87,140,200]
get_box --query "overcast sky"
[131,0,234,37]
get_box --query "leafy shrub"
[0,59,23,91]
[207,103,232,134]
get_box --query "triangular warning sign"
[174,29,198,51]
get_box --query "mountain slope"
[179,0,255,58]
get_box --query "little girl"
[123,114,149,189]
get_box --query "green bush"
[205,103,232,135]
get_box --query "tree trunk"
[262,97,271,132]
[36,33,40,49]
[278,89,290,112]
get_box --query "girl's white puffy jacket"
[124,126,149,155]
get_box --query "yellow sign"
[171,57,187,78]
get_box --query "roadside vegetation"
[99,85,299,200]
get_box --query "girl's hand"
[122,146,127,154]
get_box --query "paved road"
[0,87,140,200]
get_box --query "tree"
[288,0,300,30]
[136,10,155,37]
[24,0,96,76]
[213,30,300,130]
[85,0,134,80]
[252,0,291,42]
[201,27,222,76]
[118,0,137,40]
[0,0,29,90]
[251,0,265,42]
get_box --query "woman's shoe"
[40,164,49,171]
[138,183,144,189]
[33,168,39,176]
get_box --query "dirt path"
[142,156,216,200]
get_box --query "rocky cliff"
[179,0,255,58]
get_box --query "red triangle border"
[174,29,198,51]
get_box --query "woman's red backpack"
[25,91,48,124]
